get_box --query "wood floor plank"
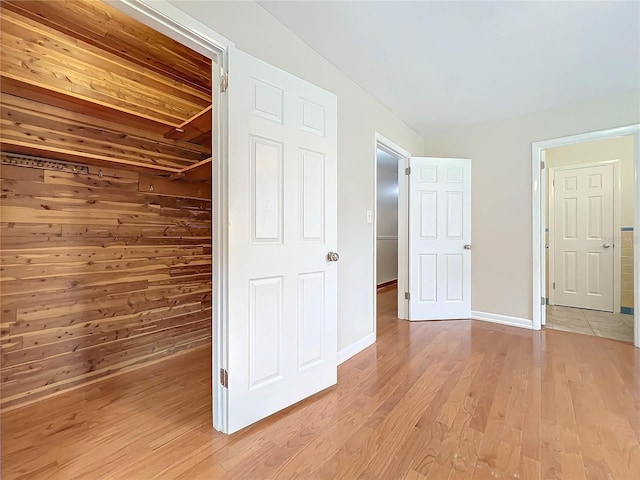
[2,287,639,480]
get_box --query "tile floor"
[545,304,634,343]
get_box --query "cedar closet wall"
[0,0,214,408]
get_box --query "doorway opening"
[532,125,639,347]
[376,147,401,327]
[546,138,633,342]
[373,134,411,333]
[109,0,229,430]
[376,148,400,291]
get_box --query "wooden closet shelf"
[1,94,213,175]
[1,140,182,175]
[1,75,181,136]
[165,105,213,143]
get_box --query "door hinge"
[220,72,229,93]
[404,291,410,300]
[219,368,228,388]
[405,167,411,175]
[540,160,545,169]
[552,282,556,289]
[541,296,545,305]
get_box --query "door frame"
[548,161,621,312]
[532,124,640,348]
[373,134,411,323]
[110,0,233,429]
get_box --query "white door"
[223,48,337,434]
[551,164,614,311]
[408,158,471,320]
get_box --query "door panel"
[299,149,325,242]
[419,254,438,302]
[446,254,464,301]
[409,157,471,320]
[552,164,614,311]
[250,137,283,243]
[298,272,325,369]
[225,47,337,434]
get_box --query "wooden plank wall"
[0,163,212,409]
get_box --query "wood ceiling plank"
[1,9,210,125]
[0,14,210,106]
[1,0,212,95]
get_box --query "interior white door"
[408,158,471,320]
[224,47,337,434]
[551,164,614,311]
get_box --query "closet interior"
[0,0,215,409]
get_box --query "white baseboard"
[471,311,534,330]
[337,332,376,365]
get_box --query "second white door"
[551,163,615,311]
[408,158,471,320]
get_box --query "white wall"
[376,150,399,285]
[423,89,640,321]
[169,1,424,351]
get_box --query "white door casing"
[224,47,338,434]
[408,158,471,320]
[531,125,639,346]
[550,163,615,312]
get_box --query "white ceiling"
[259,1,640,138]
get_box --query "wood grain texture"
[0,164,212,408]
[0,6,210,125]
[2,287,639,479]
[1,0,212,95]
[0,1,213,175]
[1,94,211,173]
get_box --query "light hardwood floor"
[2,286,639,479]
